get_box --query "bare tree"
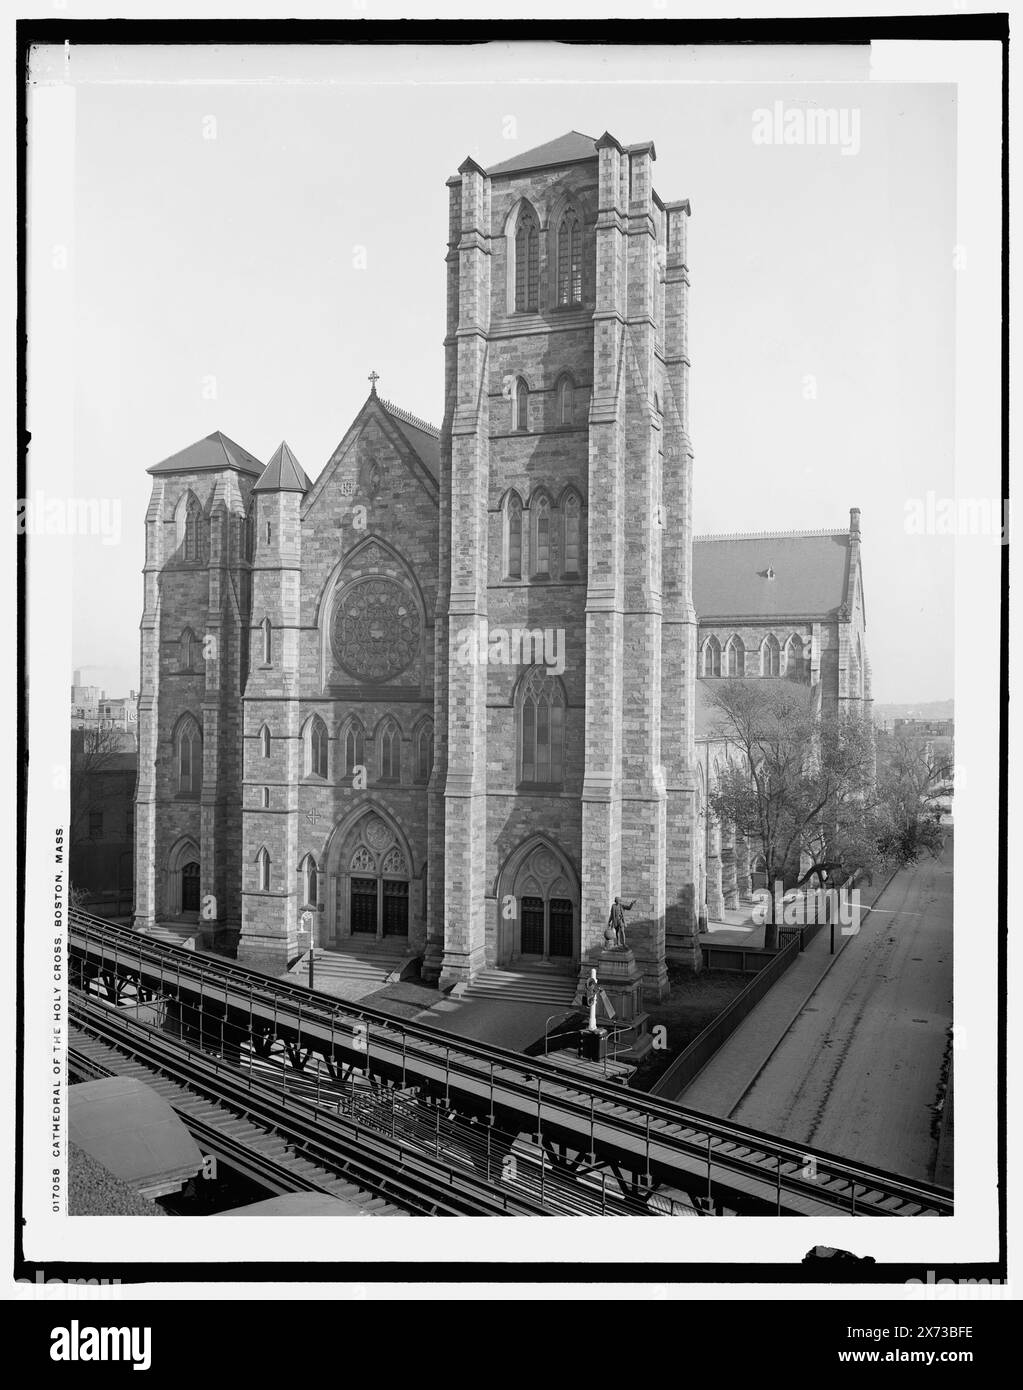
[706,681,875,947]
[69,726,132,846]
[873,735,950,866]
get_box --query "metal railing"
[650,934,802,1100]
[67,909,953,1217]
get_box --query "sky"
[47,42,957,703]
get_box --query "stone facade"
[134,129,870,996]
[691,510,872,921]
[134,440,256,946]
[432,132,700,1003]
[692,510,871,720]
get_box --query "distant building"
[893,717,954,740]
[70,731,137,917]
[71,670,139,748]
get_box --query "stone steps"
[145,926,197,949]
[287,948,410,988]
[460,969,578,1007]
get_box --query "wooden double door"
[520,895,574,960]
[349,876,409,937]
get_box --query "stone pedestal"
[596,947,645,1024]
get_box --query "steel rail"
[71,995,646,1217]
[68,1042,400,1211]
[68,996,551,1218]
[70,912,954,1216]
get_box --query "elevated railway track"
[69,911,954,1218]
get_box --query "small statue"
[608,895,636,950]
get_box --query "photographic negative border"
[12,10,1009,1291]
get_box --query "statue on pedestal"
[607,895,636,951]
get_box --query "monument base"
[596,947,645,1024]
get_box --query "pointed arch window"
[557,375,575,427]
[415,721,434,784]
[183,497,201,562]
[556,212,582,306]
[181,627,201,672]
[504,491,523,580]
[702,636,722,678]
[518,666,566,786]
[379,719,401,782]
[261,617,272,666]
[343,720,365,777]
[726,635,744,677]
[563,491,582,575]
[301,854,318,907]
[516,378,530,432]
[785,634,806,682]
[176,716,202,796]
[257,847,271,893]
[514,206,539,312]
[532,494,551,577]
[259,724,271,759]
[761,634,781,677]
[305,715,328,779]
[175,493,203,563]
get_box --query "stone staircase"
[145,925,197,950]
[459,968,578,1007]
[287,944,413,989]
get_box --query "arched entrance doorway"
[165,837,201,920]
[496,837,579,968]
[181,862,200,913]
[325,809,416,945]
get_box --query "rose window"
[330,577,420,682]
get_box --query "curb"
[683,866,902,1117]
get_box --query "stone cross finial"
[368,370,380,394]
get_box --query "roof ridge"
[694,528,847,542]
[378,396,441,438]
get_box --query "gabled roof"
[253,441,312,494]
[376,397,441,480]
[693,530,853,621]
[147,430,263,478]
[487,130,600,177]
[303,391,441,518]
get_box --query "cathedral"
[133,131,869,1003]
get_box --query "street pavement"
[684,842,953,1185]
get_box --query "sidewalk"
[700,903,766,948]
[680,872,898,1117]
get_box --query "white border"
[7,13,1011,1298]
